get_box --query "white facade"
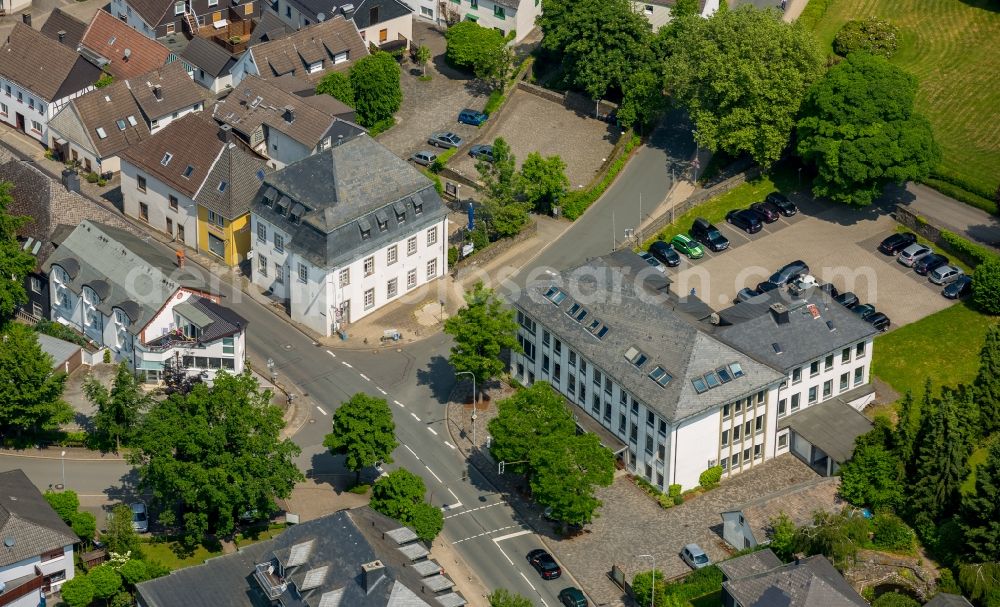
[258,126,316,169]
[192,67,234,94]
[0,77,93,144]
[446,0,540,41]
[0,545,75,607]
[250,213,449,337]
[146,99,204,134]
[632,0,720,31]
[120,160,201,249]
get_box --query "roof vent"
[58,30,66,43]
[123,48,131,61]
[710,312,720,325]
[769,302,789,325]
[826,320,836,332]
[152,84,162,100]
[283,105,295,123]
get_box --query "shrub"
[662,565,723,601]
[940,230,998,267]
[348,483,370,495]
[833,17,900,58]
[44,489,80,522]
[60,576,96,607]
[871,513,915,552]
[104,349,112,364]
[86,172,99,183]
[484,89,505,115]
[119,559,149,586]
[469,225,490,251]
[673,495,684,505]
[657,494,673,509]
[315,72,354,105]
[973,258,1000,315]
[430,147,458,173]
[923,178,998,215]
[448,246,459,266]
[71,511,97,543]
[35,320,90,347]
[872,592,920,607]
[699,466,723,490]
[668,484,682,498]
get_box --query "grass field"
[810,0,1000,199]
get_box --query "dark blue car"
[458,109,489,126]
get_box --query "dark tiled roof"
[80,11,173,80]
[717,549,784,582]
[248,16,366,81]
[39,8,88,49]
[0,23,102,101]
[126,61,206,121]
[121,113,226,198]
[180,36,236,78]
[183,296,248,341]
[510,256,785,423]
[722,478,843,547]
[349,0,413,28]
[194,142,270,219]
[925,594,975,607]
[48,79,151,158]
[0,469,79,567]
[124,0,175,29]
[779,399,874,463]
[723,554,868,607]
[248,11,294,46]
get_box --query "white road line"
[315,406,328,416]
[494,542,514,565]
[427,427,437,435]
[444,502,506,519]
[519,571,535,589]
[453,525,518,544]
[424,465,443,483]
[492,529,532,542]
[393,399,404,408]
[447,488,460,502]
[359,373,370,382]
[442,501,463,511]
[325,350,336,358]
[410,412,421,421]
[376,387,387,395]
[404,444,418,457]
[443,441,455,450]
[341,361,353,368]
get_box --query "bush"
[923,178,998,215]
[872,592,920,607]
[103,349,112,364]
[430,147,458,173]
[871,513,915,553]
[366,116,396,137]
[940,230,998,267]
[657,494,673,509]
[699,466,723,490]
[484,89,505,116]
[85,172,99,183]
[673,495,684,505]
[562,134,640,220]
[930,166,996,201]
[71,511,97,543]
[418,167,444,195]
[348,483,370,494]
[448,246,459,266]
[469,225,490,251]
[973,258,1000,314]
[44,489,80,522]
[60,576,95,607]
[35,320,90,347]
[662,565,723,601]
[668,484,682,498]
[119,559,150,586]
[833,17,900,58]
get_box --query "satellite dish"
[317,12,326,21]
[3,537,15,548]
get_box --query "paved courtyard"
[551,454,819,605]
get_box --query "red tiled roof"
[80,11,173,80]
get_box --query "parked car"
[756,281,780,294]
[852,303,877,320]
[766,192,798,216]
[468,144,493,161]
[680,543,711,570]
[835,291,859,308]
[878,232,918,255]
[866,312,891,332]
[410,150,438,166]
[750,201,781,223]
[457,108,488,126]
[914,253,950,276]
[928,264,964,285]
[428,131,463,148]
[649,240,681,267]
[726,209,763,234]
[818,282,840,299]
[769,260,810,286]
[130,502,148,533]
[558,587,588,607]
[690,218,730,252]
[735,287,760,303]
[670,234,704,259]
[943,275,973,299]
[898,243,933,267]
[527,549,561,579]
[638,251,666,273]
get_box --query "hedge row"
[922,178,997,216]
[930,166,996,201]
[940,230,999,268]
[562,134,641,220]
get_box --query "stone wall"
[515,81,619,118]
[452,219,538,280]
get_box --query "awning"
[174,301,213,329]
[779,399,873,463]
[465,13,478,21]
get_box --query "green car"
[671,233,705,259]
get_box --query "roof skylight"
[161,152,172,166]
[649,366,672,388]
[624,347,648,368]
[96,127,107,139]
[543,286,567,305]
[692,377,708,394]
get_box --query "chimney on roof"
[22,13,31,26]
[153,84,163,100]
[58,30,66,43]
[769,302,789,325]
[123,48,131,62]
[220,123,233,143]
[283,105,295,123]
[361,560,384,594]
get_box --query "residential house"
[0,469,79,607]
[509,252,785,490]
[271,0,413,51]
[109,0,260,40]
[719,549,867,607]
[125,61,206,133]
[136,507,465,607]
[630,0,720,30]
[925,594,975,607]
[180,35,238,92]
[0,23,102,144]
[39,9,88,49]
[42,220,248,381]
[78,10,175,81]
[230,16,367,85]
[213,74,362,168]
[249,134,449,337]
[720,477,844,551]
[47,79,151,175]
[436,0,540,42]
[0,0,29,17]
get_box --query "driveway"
[667,195,956,327]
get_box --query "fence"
[451,219,538,280]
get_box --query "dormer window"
[375,211,388,233]
[395,207,405,223]
[413,201,423,215]
[359,217,372,240]
[161,152,173,166]
[307,61,323,74]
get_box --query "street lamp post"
[455,371,476,448]
[639,554,656,607]
[60,450,66,489]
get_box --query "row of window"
[721,392,767,419]
[361,260,437,309]
[778,366,865,416]
[451,0,507,18]
[3,83,45,114]
[720,444,764,471]
[257,254,309,283]
[721,414,766,447]
[790,342,866,384]
[181,355,236,370]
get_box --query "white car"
[928,265,964,285]
[898,243,932,267]
[794,274,817,290]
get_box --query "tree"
[488,589,534,607]
[974,325,1000,435]
[488,382,576,471]
[961,440,1000,562]
[0,181,36,324]
[663,7,824,168]
[833,17,900,59]
[160,356,205,396]
[477,138,530,239]
[631,569,667,607]
[529,432,614,526]
[127,372,303,547]
[973,258,1000,315]
[895,390,919,464]
[408,501,444,543]
[315,72,355,106]
[118,559,150,586]
[617,68,665,131]
[793,509,869,569]
[796,52,939,206]
[671,0,700,18]
[872,593,920,607]
[105,503,141,556]
[443,282,520,397]
[769,512,797,561]
[44,489,80,522]
[838,440,905,511]
[85,362,151,452]
[518,152,569,215]
[369,469,443,542]
[415,45,432,77]
[958,562,1000,607]
[60,575,96,607]
[323,393,398,484]
[0,323,72,435]
[72,511,97,545]
[907,392,971,534]
[445,22,506,78]
[111,592,134,607]
[349,52,402,128]
[95,72,115,88]
[475,42,514,90]
[89,565,123,602]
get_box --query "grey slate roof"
[251,134,448,269]
[717,549,783,581]
[723,554,868,607]
[510,256,785,423]
[779,399,873,463]
[0,469,79,568]
[249,12,294,46]
[39,8,88,49]
[713,288,879,372]
[247,16,366,81]
[282,0,412,27]
[48,79,151,159]
[126,61,206,122]
[36,332,83,367]
[194,141,270,220]
[180,297,248,342]
[136,507,444,607]
[180,36,237,78]
[722,477,844,547]
[925,594,975,607]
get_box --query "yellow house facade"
[196,207,253,266]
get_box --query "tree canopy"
[960,440,1000,562]
[833,17,900,59]
[85,362,152,452]
[0,181,36,324]
[369,469,443,542]
[104,503,141,556]
[974,325,1000,435]
[488,382,576,470]
[488,589,534,607]
[796,52,939,206]
[315,72,355,106]
[907,391,971,534]
[349,52,402,128]
[444,22,512,88]
[443,282,520,391]
[323,393,398,483]
[518,152,569,215]
[0,322,72,435]
[127,371,303,547]
[838,430,906,511]
[972,257,1000,315]
[476,138,530,239]
[663,7,824,168]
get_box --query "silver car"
[898,243,932,267]
[680,543,711,569]
[928,264,964,285]
[410,150,438,166]
[130,502,149,533]
[428,131,463,149]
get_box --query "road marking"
[376,387,387,395]
[325,350,336,358]
[404,444,418,457]
[341,361,353,368]
[393,399,404,408]
[494,542,514,565]
[359,373,370,382]
[445,501,505,519]
[453,524,519,544]
[424,465,443,483]
[411,412,421,421]
[442,501,463,511]
[427,427,437,435]
[447,488,460,502]
[519,571,536,591]
[492,529,532,542]
[315,406,328,416]
[443,441,455,450]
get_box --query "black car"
[527,549,561,580]
[852,303,877,320]
[766,192,798,216]
[914,253,949,276]
[734,287,759,303]
[756,280,780,294]
[649,240,681,267]
[835,291,859,308]
[750,201,780,223]
[726,209,764,234]
[878,232,918,255]
[558,587,588,607]
[769,260,809,286]
[866,312,891,332]
[690,218,730,252]
[943,275,973,299]
[818,282,840,299]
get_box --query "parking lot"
[664,196,955,328]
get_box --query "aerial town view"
[0,0,997,604]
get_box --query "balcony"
[0,573,44,605]
[145,332,201,353]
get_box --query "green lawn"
[140,540,222,571]
[810,0,1000,199]
[872,302,997,398]
[689,590,723,607]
